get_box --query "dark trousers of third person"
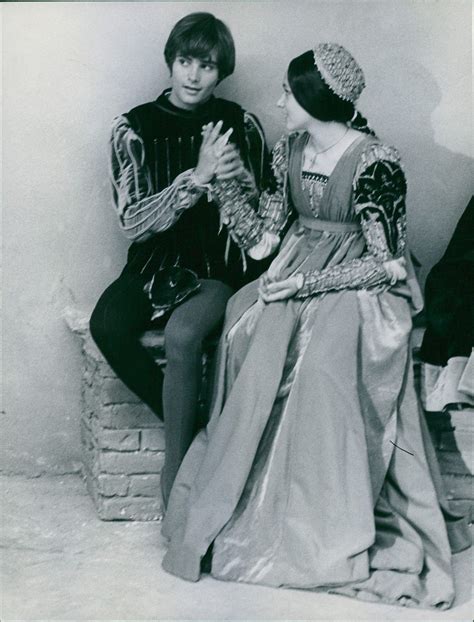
[90,268,233,506]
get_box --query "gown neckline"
[298,132,370,204]
[296,132,370,219]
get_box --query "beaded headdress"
[312,43,365,104]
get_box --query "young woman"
[161,43,470,609]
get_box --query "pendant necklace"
[306,128,349,169]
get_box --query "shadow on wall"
[223,50,294,148]
[368,58,473,283]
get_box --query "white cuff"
[248,232,280,260]
[382,256,407,284]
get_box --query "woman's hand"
[259,272,303,303]
[215,144,246,180]
[383,256,407,285]
[194,121,234,185]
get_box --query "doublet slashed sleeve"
[211,135,291,254]
[296,143,407,297]
[110,115,207,242]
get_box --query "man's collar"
[154,89,216,118]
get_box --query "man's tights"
[90,272,233,506]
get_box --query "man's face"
[169,52,220,110]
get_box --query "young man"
[90,12,270,505]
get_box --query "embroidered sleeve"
[110,115,207,242]
[296,255,388,297]
[353,143,407,260]
[211,135,290,254]
[295,144,407,297]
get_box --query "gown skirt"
[162,137,470,610]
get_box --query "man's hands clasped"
[193,121,246,185]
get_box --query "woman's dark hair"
[287,50,375,135]
[164,12,235,81]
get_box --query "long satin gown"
[162,133,470,609]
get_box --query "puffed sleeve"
[110,115,209,242]
[295,143,408,297]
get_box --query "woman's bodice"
[301,172,328,219]
[289,133,372,224]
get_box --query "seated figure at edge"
[419,197,474,411]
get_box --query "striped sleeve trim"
[109,115,205,241]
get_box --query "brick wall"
[80,330,166,520]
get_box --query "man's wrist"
[192,169,212,186]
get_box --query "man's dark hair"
[164,12,235,81]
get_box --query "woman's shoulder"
[353,137,404,184]
[352,136,407,202]
[358,137,402,169]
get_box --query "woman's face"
[277,77,312,131]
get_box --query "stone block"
[129,474,162,497]
[97,474,130,497]
[100,404,162,429]
[100,378,142,405]
[98,497,163,521]
[98,430,140,452]
[141,428,166,451]
[99,451,164,475]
